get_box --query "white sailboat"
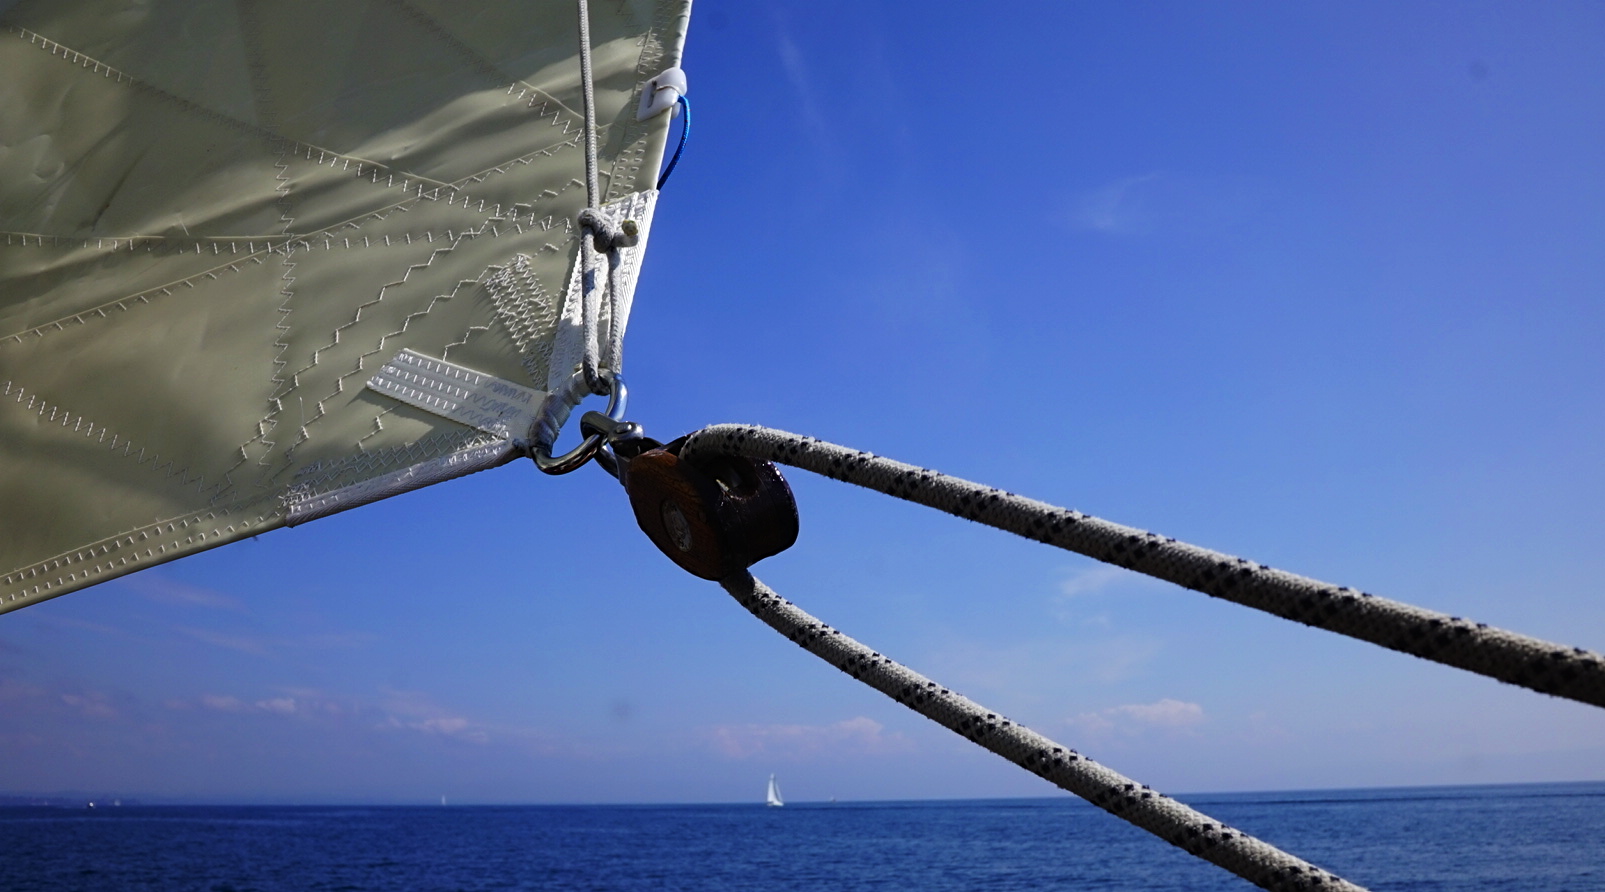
[765,774,783,808]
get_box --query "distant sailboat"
[766,774,784,808]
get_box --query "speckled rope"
[722,572,1367,892]
[682,424,1605,710]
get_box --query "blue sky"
[3,0,1604,805]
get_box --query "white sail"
[0,1,691,611]
[766,774,783,807]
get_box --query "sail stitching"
[4,25,451,196]
[484,254,561,383]
[288,426,497,498]
[232,0,303,496]
[210,156,588,493]
[0,158,588,346]
[1,496,280,607]
[383,0,517,87]
[605,0,684,203]
[0,380,214,496]
[266,265,505,478]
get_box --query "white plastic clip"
[637,67,687,121]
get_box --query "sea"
[1,782,1599,891]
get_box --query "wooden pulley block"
[621,443,799,581]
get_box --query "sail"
[766,774,783,807]
[0,1,690,612]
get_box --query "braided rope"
[683,424,1605,710]
[571,0,617,395]
[722,572,1367,891]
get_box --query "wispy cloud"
[168,625,373,657]
[124,575,245,611]
[1069,172,1268,237]
[177,693,390,728]
[1065,698,1205,737]
[775,32,831,152]
[59,691,118,718]
[172,626,270,656]
[376,689,488,743]
[1059,565,1134,599]
[1073,172,1163,234]
[1051,563,1156,628]
[0,676,44,702]
[707,716,911,760]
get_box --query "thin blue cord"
[656,94,690,190]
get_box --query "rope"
[722,572,1367,892]
[574,0,601,212]
[571,0,620,396]
[682,424,1605,710]
[657,94,690,190]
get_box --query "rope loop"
[578,207,639,252]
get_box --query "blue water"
[1,783,1600,891]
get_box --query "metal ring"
[531,370,627,475]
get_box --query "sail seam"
[5,25,439,195]
[1,160,590,347]
[0,496,282,612]
[0,380,214,496]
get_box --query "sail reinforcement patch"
[366,349,546,439]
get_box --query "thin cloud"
[256,697,298,716]
[172,626,270,656]
[1073,173,1163,234]
[168,626,371,657]
[197,694,247,712]
[59,691,119,718]
[376,688,488,743]
[1111,698,1204,727]
[177,686,488,741]
[774,24,839,169]
[1059,565,1135,599]
[1052,564,1159,627]
[1069,172,1267,237]
[707,716,911,760]
[0,676,44,702]
[123,575,245,611]
[1065,698,1205,737]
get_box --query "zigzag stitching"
[195,177,586,488]
[441,322,494,362]
[484,255,560,382]
[276,265,496,469]
[355,406,397,450]
[1,159,587,345]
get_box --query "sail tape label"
[366,349,545,438]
